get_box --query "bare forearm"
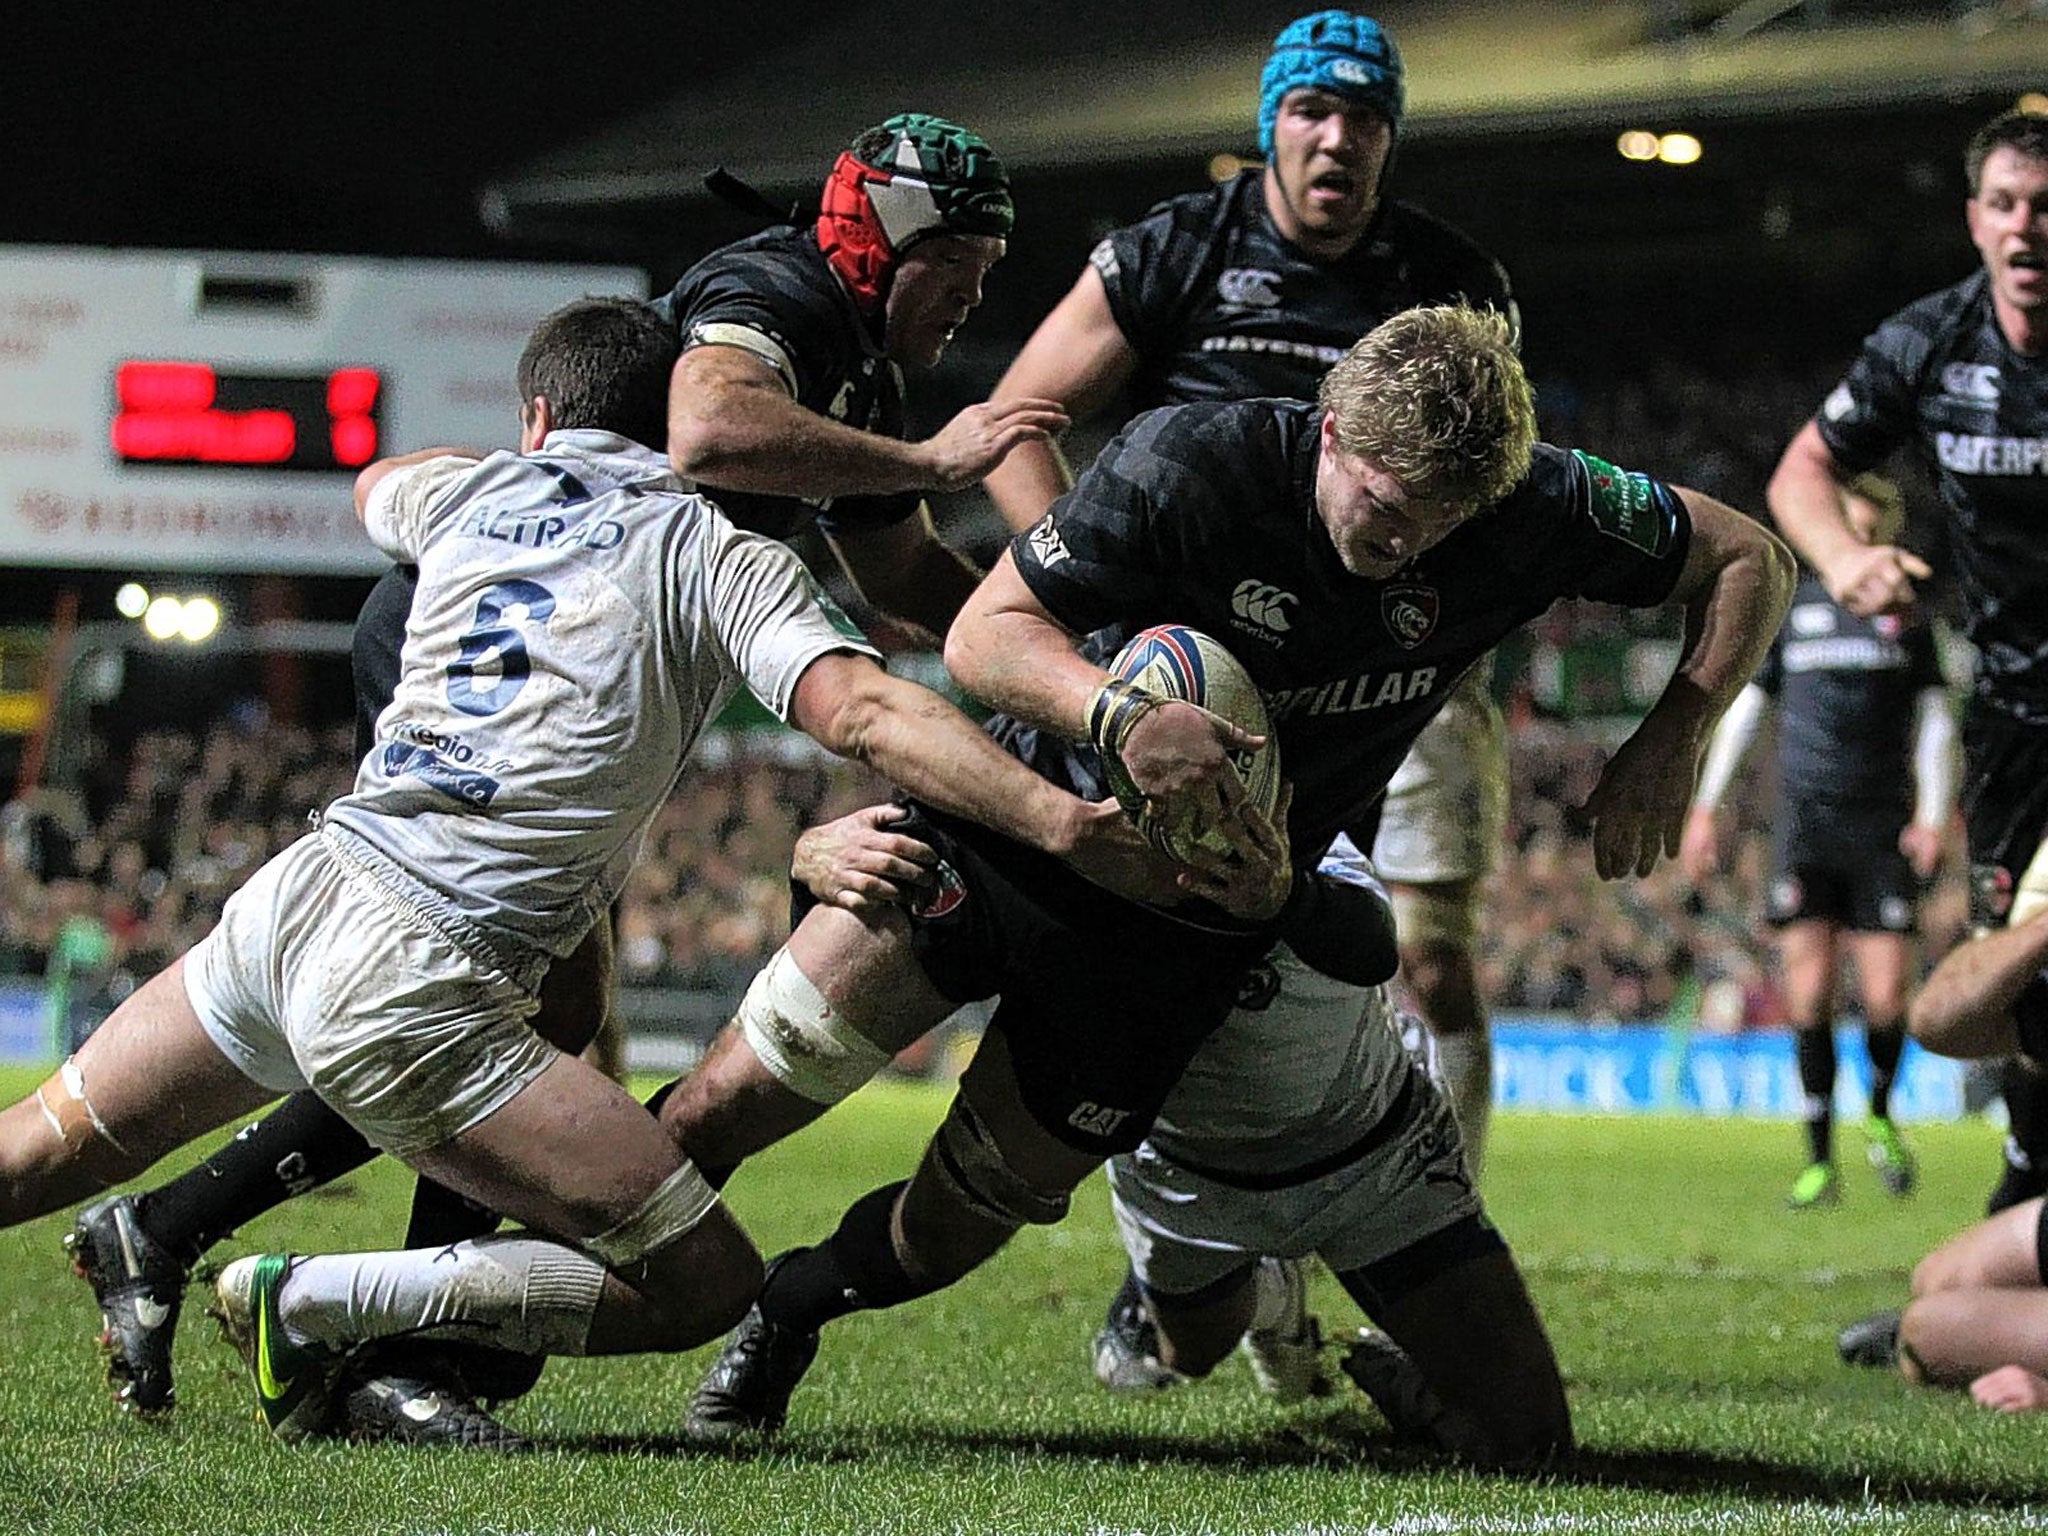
[984,438,1076,534]
[841,675,1082,853]
[1911,917,2048,1057]
[945,607,1104,740]
[672,382,932,499]
[1766,427,1862,579]
[1661,515,1796,741]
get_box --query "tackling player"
[1681,475,1958,1209]
[15,297,1164,1445]
[984,11,1517,1182]
[1768,109,2048,1213]
[63,112,1061,1436]
[669,305,1794,1446]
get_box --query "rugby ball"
[1103,625,1282,862]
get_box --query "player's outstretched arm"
[1768,422,1931,617]
[1583,491,1795,880]
[787,650,1181,911]
[668,346,1066,500]
[982,267,1140,533]
[1909,904,2048,1059]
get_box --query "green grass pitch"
[3,1066,2046,1535]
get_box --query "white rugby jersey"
[320,429,876,985]
[1141,837,1410,1173]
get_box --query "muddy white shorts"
[183,833,555,1159]
[1372,666,1508,889]
[1106,1061,1480,1297]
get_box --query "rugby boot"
[1787,1161,1841,1210]
[340,1370,530,1452]
[1837,1309,1902,1369]
[213,1254,341,1443]
[1864,1117,1918,1198]
[64,1195,188,1416]
[685,1297,820,1442]
[1238,1257,1332,1402]
[1091,1270,1183,1393]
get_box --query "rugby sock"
[1247,1257,1296,1332]
[1795,1025,1837,1165]
[2001,1060,2048,1171]
[137,1091,376,1268]
[404,1176,501,1248]
[757,1182,935,1333]
[1865,1020,1907,1122]
[278,1237,607,1357]
[1433,1030,1492,1180]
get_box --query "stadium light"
[114,582,149,619]
[1657,132,1703,166]
[142,595,184,640]
[177,596,222,644]
[2020,92,2048,116]
[1617,130,1660,162]
[134,590,224,643]
[1209,152,1254,183]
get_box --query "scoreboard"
[0,248,644,575]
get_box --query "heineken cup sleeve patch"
[1573,451,1673,558]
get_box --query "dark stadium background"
[2,1,2038,1053]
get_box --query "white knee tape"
[1391,883,1478,951]
[584,1162,721,1270]
[2014,839,2048,927]
[739,947,892,1105]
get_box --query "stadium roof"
[479,0,2046,232]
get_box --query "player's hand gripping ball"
[1100,625,1282,862]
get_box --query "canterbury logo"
[1231,580,1296,632]
[134,1297,172,1330]
[1216,267,1283,308]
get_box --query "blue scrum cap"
[1258,10,1405,156]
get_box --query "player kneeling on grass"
[1839,839,2048,1407]
[0,297,1160,1444]
[796,809,1570,1462]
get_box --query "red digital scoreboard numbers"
[111,361,383,471]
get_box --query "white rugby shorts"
[1106,1066,1479,1296]
[183,833,555,1158]
[1372,667,1508,888]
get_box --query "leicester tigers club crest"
[1382,584,1438,648]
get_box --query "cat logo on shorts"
[1066,1101,1132,1139]
[1382,584,1439,649]
[912,859,968,921]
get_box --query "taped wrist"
[1084,678,1164,809]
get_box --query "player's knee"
[593,1167,762,1345]
[1896,1300,1934,1384]
[737,946,894,1107]
[925,1094,1073,1230]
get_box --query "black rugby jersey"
[1755,570,1942,813]
[1005,400,1692,862]
[1815,271,2048,721]
[1093,170,1515,410]
[651,226,919,541]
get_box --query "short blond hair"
[1317,304,1536,511]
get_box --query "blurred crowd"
[0,358,1973,1032]
[0,700,1972,1034]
